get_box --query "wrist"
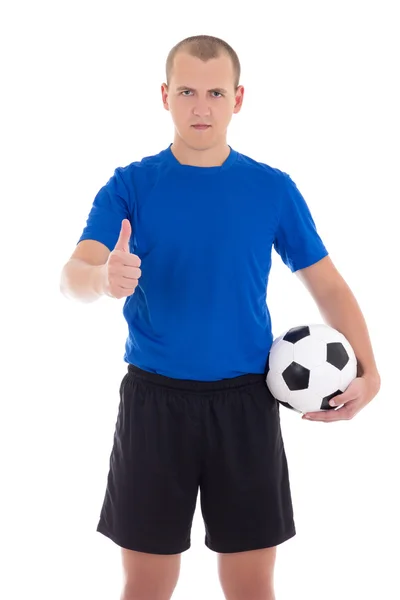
[92,263,108,297]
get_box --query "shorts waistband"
[127,364,265,393]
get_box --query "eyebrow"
[175,86,228,94]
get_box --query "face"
[161,52,244,152]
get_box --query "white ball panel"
[309,323,343,344]
[266,370,289,404]
[308,362,342,397]
[293,335,326,369]
[268,340,294,373]
[308,323,334,343]
[287,389,324,413]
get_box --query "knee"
[120,585,147,600]
[224,590,275,600]
[120,584,175,600]
[120,587,143,600]
[227,593,275,600]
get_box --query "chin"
[175,128,217,150]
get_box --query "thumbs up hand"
[103,219,142,299]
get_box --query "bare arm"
[60,240,110,303]
[60,259,107,303]
[296,256,381,391]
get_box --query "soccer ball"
[266,324,357,414]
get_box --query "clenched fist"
[103,219,141,299]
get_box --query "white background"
[1,1,399,598]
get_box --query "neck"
[171,136,230,167]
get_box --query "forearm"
[60,259,106,303]
[316,283,381,390]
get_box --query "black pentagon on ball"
[321,390,343,410]
[283,325,310,344]
[282,361,310,390]
[327,342,349,370]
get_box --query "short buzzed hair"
[166,34,241,89]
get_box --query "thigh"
[97,373,201,555]
[200,381,296,553]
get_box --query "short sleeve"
[77,167,132,251]
[273,173,328,272]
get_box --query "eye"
[180,90,224,97]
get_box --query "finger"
[117,281,138,293]
[328,391,354,407]
[114,219,132,252]
[119,276,140,290]
[120,266,142,280]
[113,249,141,268]
[302,405,351,422]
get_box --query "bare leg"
[217,547,277,600]
[120,548,182,600]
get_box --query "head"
[161,35,244,153]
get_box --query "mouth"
[192,125,211,130]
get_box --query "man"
[60,35,380,600]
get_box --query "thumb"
[114,219,131,252]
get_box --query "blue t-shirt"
[78,144,328,380]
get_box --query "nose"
[193,98,211,117]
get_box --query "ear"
[161,83,169,111]
[233,86,245,113]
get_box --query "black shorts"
[96,365,296,555]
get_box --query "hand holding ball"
[266,324,357,414]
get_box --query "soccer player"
[60,34,381,600]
